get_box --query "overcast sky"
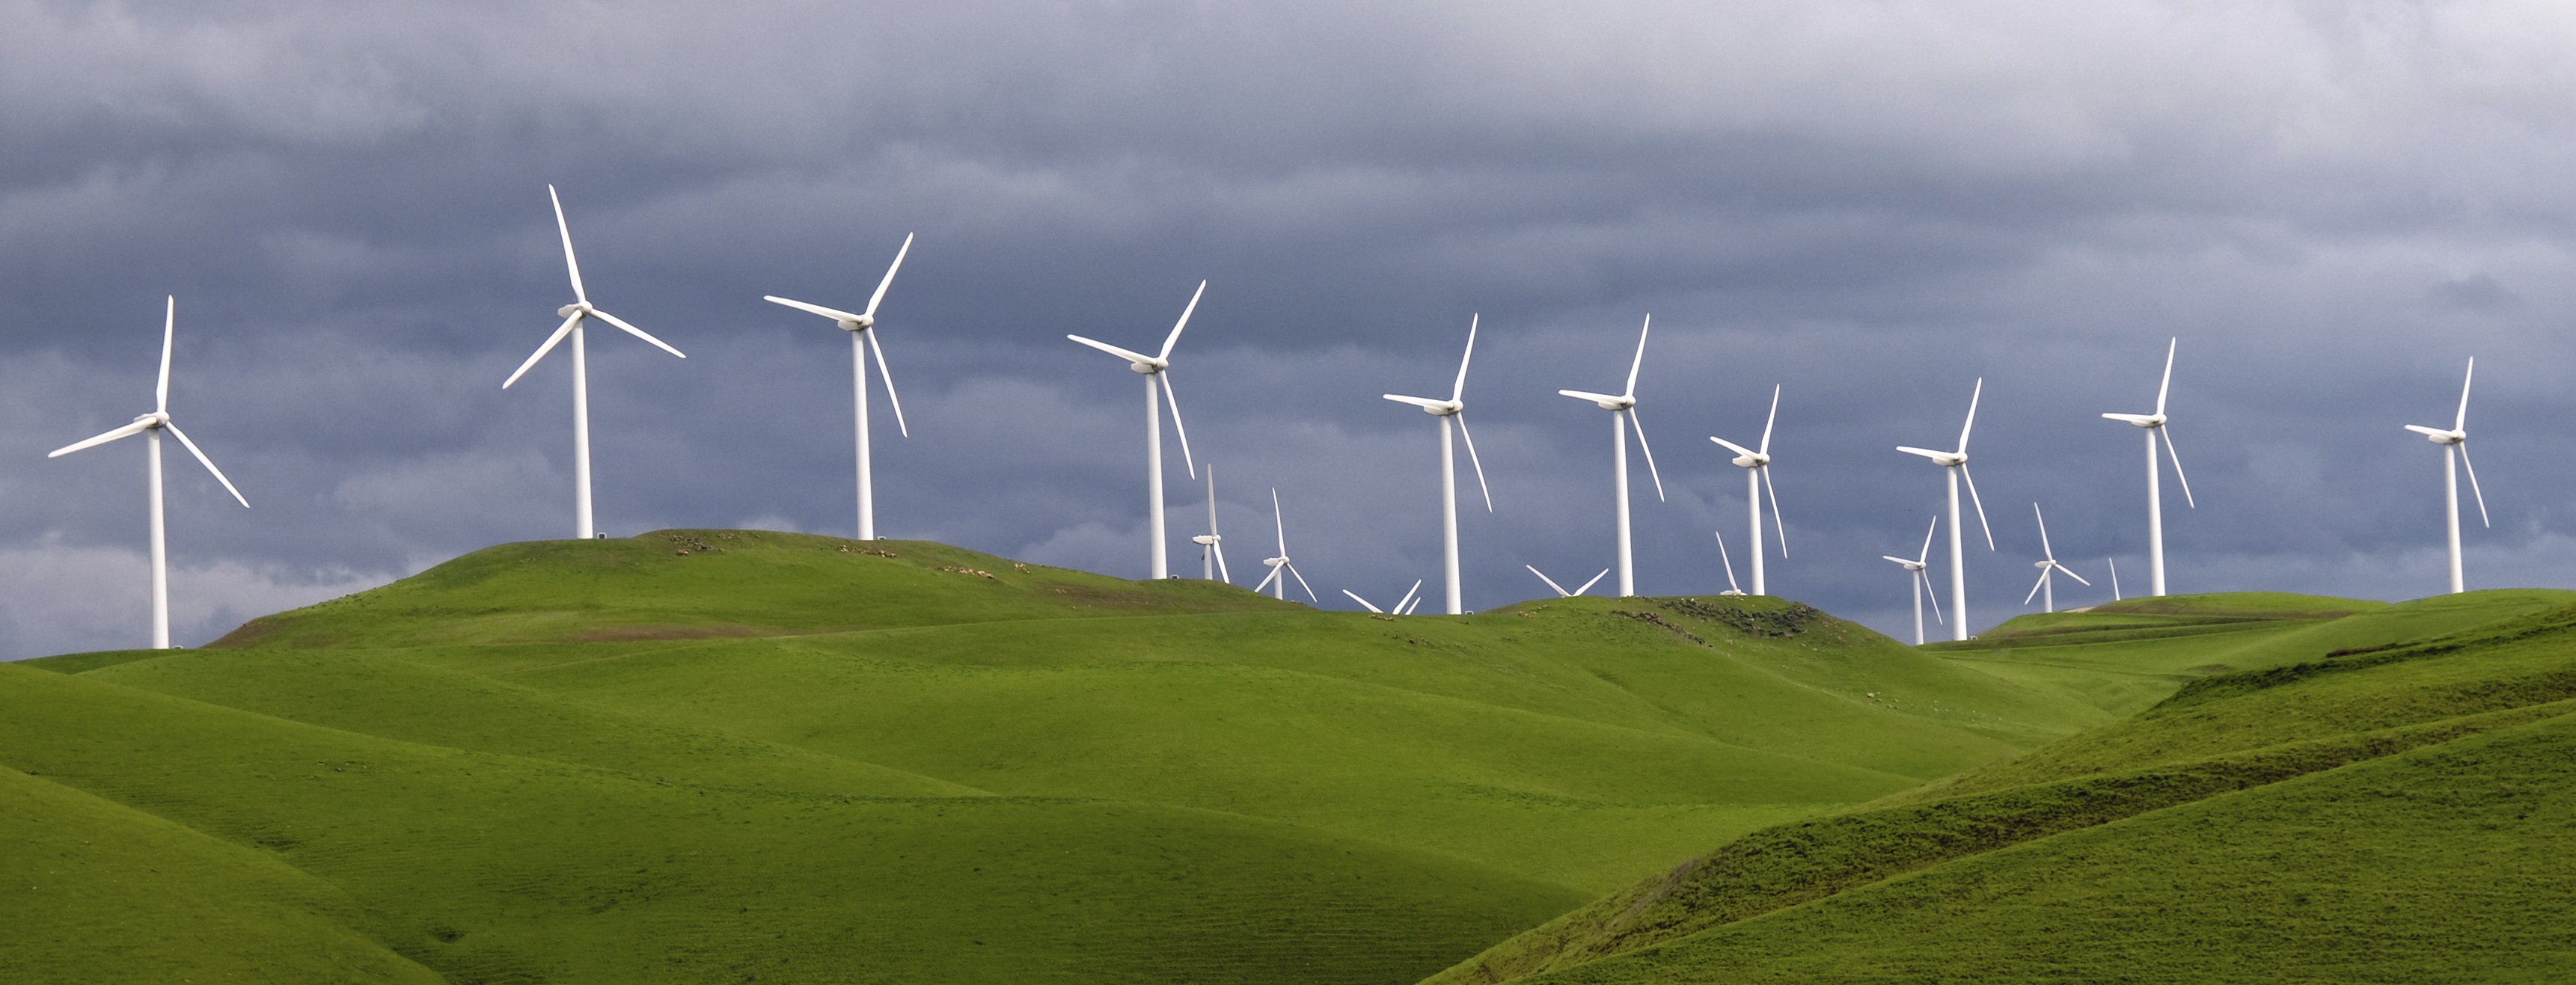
[7,0,2576,657]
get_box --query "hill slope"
[4,531,2099,984]
[1427,589,2576,984]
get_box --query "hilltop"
[1425,588,2576,984]
[3,530,2100,984]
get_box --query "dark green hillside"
[3,532,2099,983]
[1426,592,2576,985]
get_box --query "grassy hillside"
[1426,589,2576,984]
[3,531,2101,984]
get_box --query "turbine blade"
[1396,580,1422,612]
[1714,530,1741,593]
[503,313,582,390]
[868,328,908,438]
[1454,412,1495,512]
[1627,407,1665,501]
[2161,424,2196,508]
[1709,435,1757,458]
[2108,557,2121,600]
[156,296,174,414]
[1558,390,1623,403]
[588,307,686,360]
[2034,502,2053,559]
[2156,337,2176,416]
[549,185,587,306]
[1895,446,1951,462]
[2055,562,2092,586]
[763,295,864,322]
[1383,394,1449,411]
[1451,314,1478,402]
[1403,595,1425,615]
[1959,463,1995,550]
[1922,570,1945,625]
[1343,589,1385,613]
[1882,556,1916,565]
[163,423,248,508]
[47,420,151,458]
[1270,488,1286,553]
[2456,356,2474,432]
[2404,424,2451,438]
[1763,464,1787,557]
[1254,566,1281,595]
[2025,568,2049,607]
[1575,569,1609,596]
[1287,562,1317,602]
[1160,280,1205,360]
[1624,314,1650,398]
[1759,383,1779,454]
[1068,334,1156,365]
[1919,514,1939,564]
[2459,441,2491,528]
[1161,372,1195,479]
[1214,541,1231,583]
[2102,413,2158,424]
[1958,378,1983,454]
[864,232,914,319]
[1526,565,1573,598]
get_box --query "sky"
[7,0,2576,657]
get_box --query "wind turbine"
[1526,565,1609,598]
[503,185,688,540]
[1897,378,1995,641]
[764,233,914,540]
[1344,579,1424,613]
[1252,488,1316,602]
[1713,530,1746,596]
[1709,384,1787,595]
[2405,358,2490,595]
[2100,338,2194,595]
[1558,316,1665,598]
[48,297,249,649]
[1383,316,1494,614]
[1068,281,1205,579]
[2022,503,2092,613]
[1880,515,1944,645]
[1191,465,1229,583]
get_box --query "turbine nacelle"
[1192,534,1221,546]
[1558,389,1634,411]
[1896,446,1966,468]
[1384,394,1462,417]
[1882,555,1927,572]
[2102,412,2165,429]
[2405,423,2465,445]
[1710,437,1769,469]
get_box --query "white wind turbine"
[2022,503,2092,613]
[503,186,688,539]
[764,233,914,540]
[1344,579,1424,614]
[1713,530,1747,596]
[48,297,250,649]
[1525,565,1609,598]
[1252,488,1317,602]
[2405,358,2490,595]
[1897,379,1996,641]
[1383,316,1494,614]
[1558,316,1665,598]
[1709,384,1787,595]
[1880,515,1945,645]
[1192,465,1230,583]
[1068,281,1205,579]
[2100,338,2194,596]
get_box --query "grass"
[1,530,2102,984]
[1426,589,2576,984]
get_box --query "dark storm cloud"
[7,1,2576,656]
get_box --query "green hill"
[1,530,2099,984]
[1426,589,2576,984]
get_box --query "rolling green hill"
[1,530,2101,984]
[1426,589,2576,984]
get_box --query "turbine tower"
[763,233,915,540]
[47,297,250,649]
[1192,465,1229,583]
[1897,379,1995,641]
[1558,316,1665,598]
[2405,358,2490,595]
[504,185,688,540]
[1383,316,1494,614]
[1068,281,1205,579]
[1252,488,1317,602]
[1709,384,1787,595]
[2100,338,2194,595]
[2022,503,2092,613]
[1880,515,1944,645]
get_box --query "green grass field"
[1426,589,2576,984]
[1,530,2104,984]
